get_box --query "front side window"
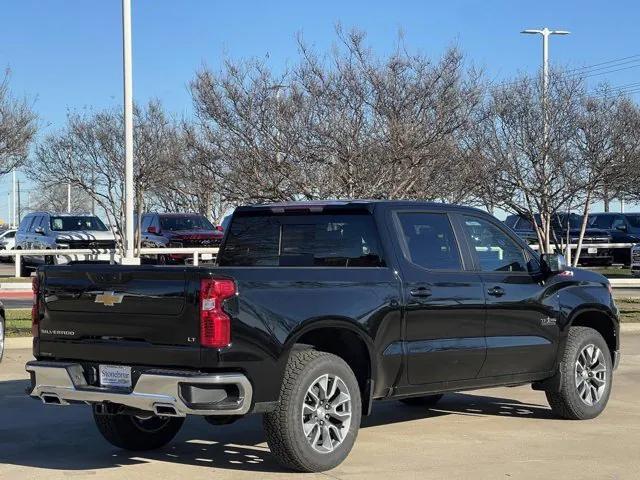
[590,215,615,229]
[50,216,107,232]
[219,213,385,267]
[396,212,462,270]
[463,216,528,272]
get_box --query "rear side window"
[218,213,385,267]
[396,212,462,270]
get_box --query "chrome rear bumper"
[26,361,252,417]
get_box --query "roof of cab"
[235,199,487,215]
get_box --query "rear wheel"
[545,327,613,420]
[399,394,444,407]
[93,409,184,450]
[263,349,362,473]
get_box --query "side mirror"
[616,224,627,232]
[147,226,157,234]
[541,253,568,274]
[34,226,45,235]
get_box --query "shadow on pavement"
[0,377,554,474]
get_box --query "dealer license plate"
[587,247,598,254]
[201,253,213,260]
[99,365,132,388]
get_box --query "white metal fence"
[0,247,220,277]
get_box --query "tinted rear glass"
[218,213,385,267]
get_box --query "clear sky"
[1,0,639,216]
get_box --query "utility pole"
[11,169,16,228]
[67,182,71,213]
[121,0,138,264]
[269,84,288,164]
[17,180,21,223]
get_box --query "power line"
[567,54,640,72]
[581,63,640,78]
[568,59,640,77]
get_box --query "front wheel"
[545,326,613,420]
[263,349,362,473]
[93,409,185,450]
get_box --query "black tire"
[399,393,444,407]
[93,410,185,450]
[545,326,613,420]
[263,349,362,473]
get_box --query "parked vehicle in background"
[588,213,640,265]
[504,213,613,265]
[139,213,224,264]
[0,229,17,262]
[27,201,619,472]
[631,244,640,277]
[14,212,116,277]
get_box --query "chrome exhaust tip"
[153,403,183,417]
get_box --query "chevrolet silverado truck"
[26,201,620,472]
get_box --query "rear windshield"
[50,216,107,232]
[160,215,214,231]
[218,213,385,267]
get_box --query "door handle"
[410,287,432,298]
[487,286,505,297]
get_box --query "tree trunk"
[572,191,593,268]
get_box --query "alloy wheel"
[575,344,607,406]
[301,373,352,454]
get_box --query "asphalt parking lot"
[1,330,639,480]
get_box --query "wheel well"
[296,327,372,414]
[571,310,617,362]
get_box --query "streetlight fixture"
[521,28,570,101]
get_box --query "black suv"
[589,212,640,265]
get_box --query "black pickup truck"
[26,201,620,472]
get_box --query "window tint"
[627,215,640,228]
[18,216,32,233]
[5,231,15,238]
[50,216,107,231]
[397,212,462,270]
[141,215,153,231]
[159,215,214,231]
[514,217,534,230]
[463,216,528,272]
[219,213,385,267]
[590,215,615,229]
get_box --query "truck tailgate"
[36,265,202,366]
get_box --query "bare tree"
[189,28,485,205]
[473,72,585,253]
[570,90,640,265]
[0,70,37,175]
[26,101,182,249]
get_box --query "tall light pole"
[521,28,570,256]
[11,169,16,228]
[121,0,138,264]
[269,84,289,164]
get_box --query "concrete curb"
[5,324,640,351]
[0,283,31,291]
[5,337,33,350]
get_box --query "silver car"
[14,212,116,276]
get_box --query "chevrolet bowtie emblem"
[95,291,124,307]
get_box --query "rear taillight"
[31,276,40,338]
[200,278,236,348]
